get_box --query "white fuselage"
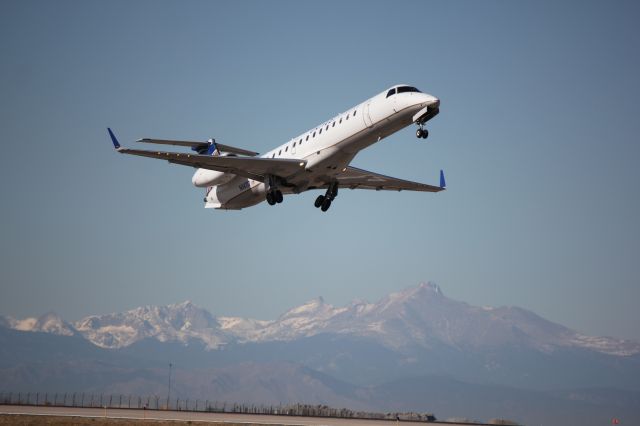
[192,85,439,210]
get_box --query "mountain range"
[2,282,639,425]
[5,282,638,357]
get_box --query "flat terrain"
[0,414,233,425]
[0,406,480,426]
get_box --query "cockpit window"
[386,88,396,98]
[397,86,421,94]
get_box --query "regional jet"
[108,84,444,212]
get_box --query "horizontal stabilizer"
[136,138,259,157]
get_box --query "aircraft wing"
[329,166,446,192]
[109,129,305,182]
[136,138,259,157]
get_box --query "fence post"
[109,394,113,408]
[44,393,48,405]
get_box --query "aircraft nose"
[423,94,440,108]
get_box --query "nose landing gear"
[314,182,339,212]
[416,126,429,139]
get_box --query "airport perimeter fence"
[0,391,438,423]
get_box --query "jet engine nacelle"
[192,168,235,187]
[192,152,239,187]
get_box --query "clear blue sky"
[1,0,639,340]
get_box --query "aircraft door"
[363,102,373,128]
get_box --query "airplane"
[108,84,445,212]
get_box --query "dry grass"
[0,414,273,426]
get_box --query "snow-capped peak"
[280,296,330,319]
[73,300,226,350]
[3,284,639,357]
[4,312,75,336]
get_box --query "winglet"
[439,169,446,189]
[108,128,121,149]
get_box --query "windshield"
[396,86,421,94]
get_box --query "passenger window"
[326,125,329,130]
[339,118,342,123]
[299,138,302,144]
[354,110,357,116]
[313,131,316,137]
[278,150,281,155]
[319,128,322,134]
[293,142,296,147]
[332,122,335,127]
[346,114,349,120]
[306,135,309,141]
[285,146,288,152]
[272,153,275,158]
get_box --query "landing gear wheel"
[421,129,429,139]
[266,192,276,206]
[314,195,325,208]
[275,190,283,204]
[416,128,424,138]
[320,198,332,212]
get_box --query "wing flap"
[331,166,445,192]
[116,147,305,182]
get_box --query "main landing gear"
[266,189,283,206]
[265,174,284,206]
[416,126,429,139]
[314,182,338,212]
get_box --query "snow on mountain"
[236,282,640,356]
[3,283,639,357]
[1,312,75,336]
[73,300,228,349]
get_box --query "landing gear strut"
[265,174,284,206]
[314,182,338,212]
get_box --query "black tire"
[314,195,325,208]
[422,129,429,139]
[416,128,424,138]
[266,192,276,205]
[275,190,283,203]
[321,198,332,212]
